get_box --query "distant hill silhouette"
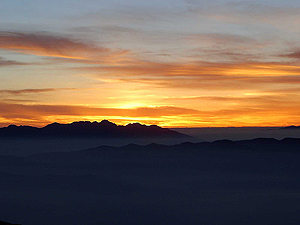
[12,138,299,162]
[282,125,300,129]
[80,137,300,153]
[0,120,189,139]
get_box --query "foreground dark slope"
[0,221,20,225]
[1,138,300,225]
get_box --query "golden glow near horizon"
[1,1,300,128]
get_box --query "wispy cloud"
[0,88,78,95]
[0,32,129,63]
[116,75,300,92]
[163,93,300,107]
[85,60,300,76]
[0,103,199,117]
[192,3,300,31]
[183,33,260,46]
[0,56,27,66]
[280,50,300,59]
[70,25,141,34]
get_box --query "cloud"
[0,99,37,103]
[183,33,259,46]
[70,25,141,34]
[137,75,300,92]
[0,102,199,120]
[0,56,27,66]
[85,60,300,76]
[80,60,300,91]
[0,88,78,95]
[192,3,300,31]
[164,93,300,106]
[280,51,300,59]
[188,48,266,62]
[0,31,129,63]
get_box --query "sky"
[1,0,300,127]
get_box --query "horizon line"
[0,120,299,129]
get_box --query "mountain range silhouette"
[0,120,189,139]
[25,137,300,158]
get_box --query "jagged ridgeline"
[0,120,189,138]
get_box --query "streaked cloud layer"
[1,0,300,127]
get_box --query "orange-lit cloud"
[0,103,199,118]
[163,93,300,107]
[0,32,129,63]
[77,60,300,94]
[82,60,300,77]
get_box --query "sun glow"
[117,102,149,109]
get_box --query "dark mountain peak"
[71,121,92,125]
[5,124,36,129]
[125,122,145,127]
[5,124,19,131]
[149,124,160,128]
[100,119,113,124]
[99,120,118,127]
[121,122,189,138]
[44,122,60,128]
[1,124,38,137]
[283,125,300,129]
[44,120,117,129]
[7,124,18,128]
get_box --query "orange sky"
[1,1,300,127]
